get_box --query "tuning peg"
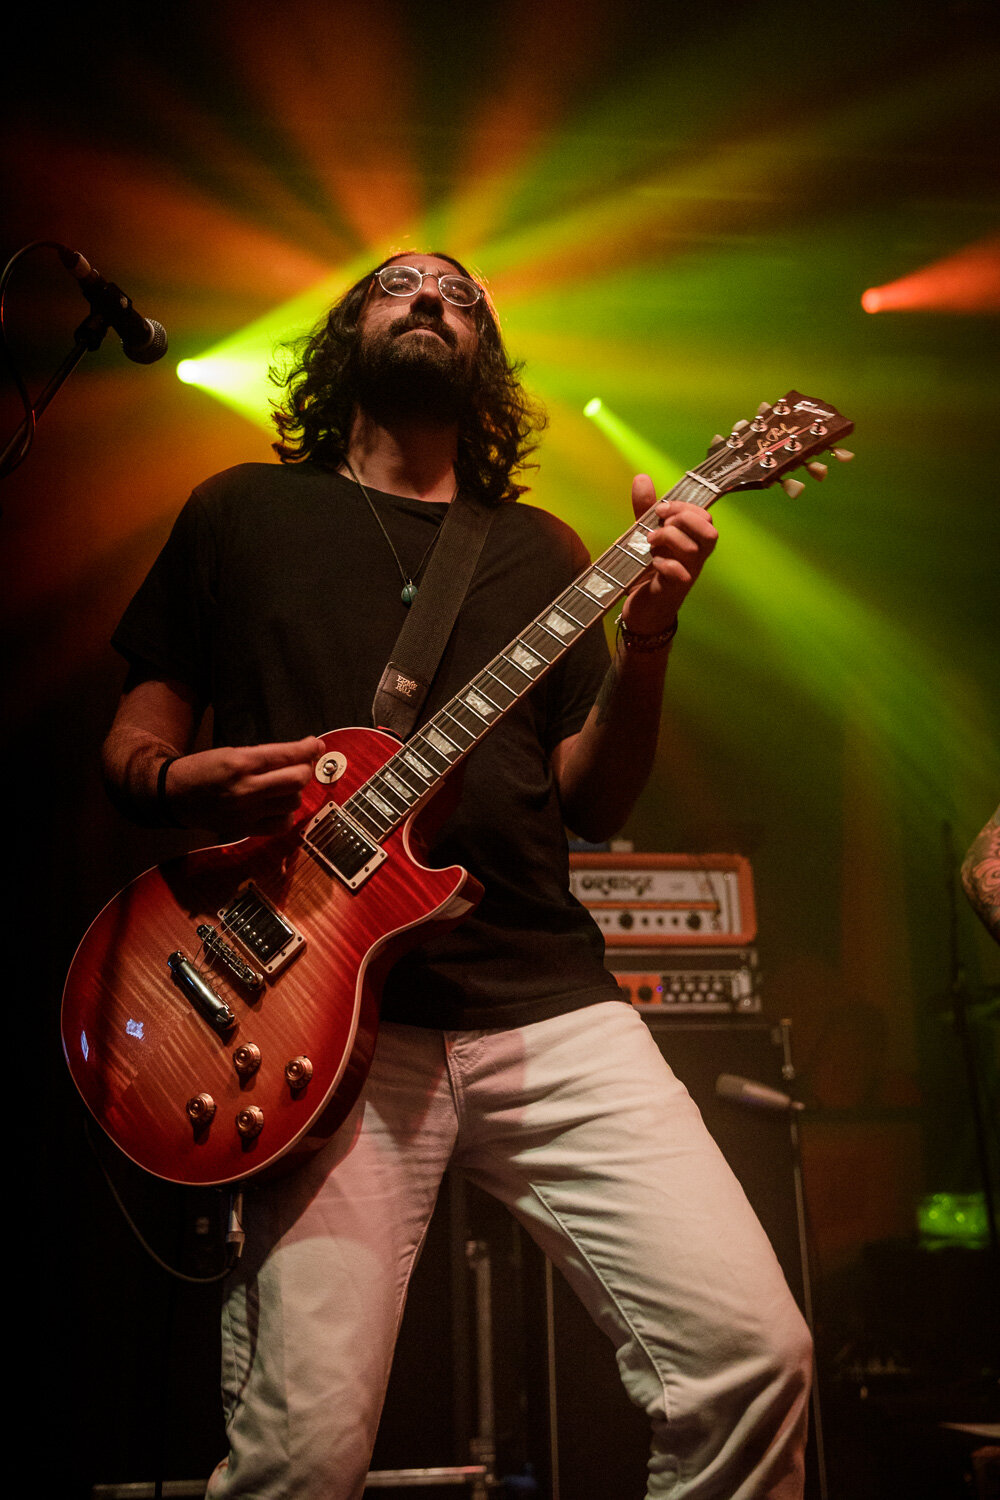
[832,448,854,462]
[781,477,806,499]
[757,402,770,415]
[732,419,750,432]
[805,461,828,480]
[711,434,725,446]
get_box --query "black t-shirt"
[112,461,621,1028]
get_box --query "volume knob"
[285,1056,314,1089]
[236,1106,264,1140]
[186,1093,216,1126]
[233,1043,262,1079]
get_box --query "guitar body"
[62,391,853,1189]
[61,727,481,1186]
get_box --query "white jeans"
[207,1002,811,1499]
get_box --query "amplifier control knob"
[236,1106,264,1140]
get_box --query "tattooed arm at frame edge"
[961,806,1000,945]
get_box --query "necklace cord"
[343,457,452,605]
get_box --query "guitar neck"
[313,386,854,848]
[340,474,710,845]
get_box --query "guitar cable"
[84,1117,244,1284]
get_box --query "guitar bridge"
[197,923,264,990]
[218,883,305,976]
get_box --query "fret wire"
[468,679,502,714]
[439,706,478,747]
[551,601,585,629]
[399,747,434,782]
[590,562,621,589]
[514,631,554,662]
[389,757,430,796]
[482,666,519,702]
[566,586,604,619]
[455,694,491,728]
[409,736,452,774]
[346,800,389,839]
[600,549,643,581]
[521,630,560,660]
[349,789,392,828]
[612,541,650,568]
[424,721,462,754]
[498,653,539,683]
[534,618,574,647]
[369,772,413,812]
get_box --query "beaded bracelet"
[615,612,679,653]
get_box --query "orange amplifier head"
[569,852,756,946]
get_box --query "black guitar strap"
[371,489,494,741]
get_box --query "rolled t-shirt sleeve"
[111,492,217,699]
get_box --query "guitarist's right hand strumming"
[103,674,323,838]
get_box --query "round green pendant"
[400,582,418,606]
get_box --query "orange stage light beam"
[862,235,1000,314]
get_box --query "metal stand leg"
[780,1019,830,1500]
[364,1197,498,1494]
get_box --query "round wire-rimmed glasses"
[374,265,482,308]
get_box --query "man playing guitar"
[102,253,811,1499]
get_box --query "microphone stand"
[942,822,999,1262]
[718,1034,829,1500]
[0,305,111,482]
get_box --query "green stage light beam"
[583,400,997,816]
[583,396,682,495]
[174,259,375,430]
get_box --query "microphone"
[58,247,168,364]
[715,1073,805,1113]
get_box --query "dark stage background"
[2,2,998,1496]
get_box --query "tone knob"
[236,1106,264,1140]
[186,1093,216,1126]
[285,1056,314,1089]
[233,1043,262,1078]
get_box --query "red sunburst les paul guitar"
[62,392,854,1186]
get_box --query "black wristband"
[156,756,179,826]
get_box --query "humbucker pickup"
[218,883,305,976]
[302,802,387,889]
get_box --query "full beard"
[352,315,476,425]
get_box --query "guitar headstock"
[695,391,854,502]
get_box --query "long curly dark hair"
[271,253,547,504]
